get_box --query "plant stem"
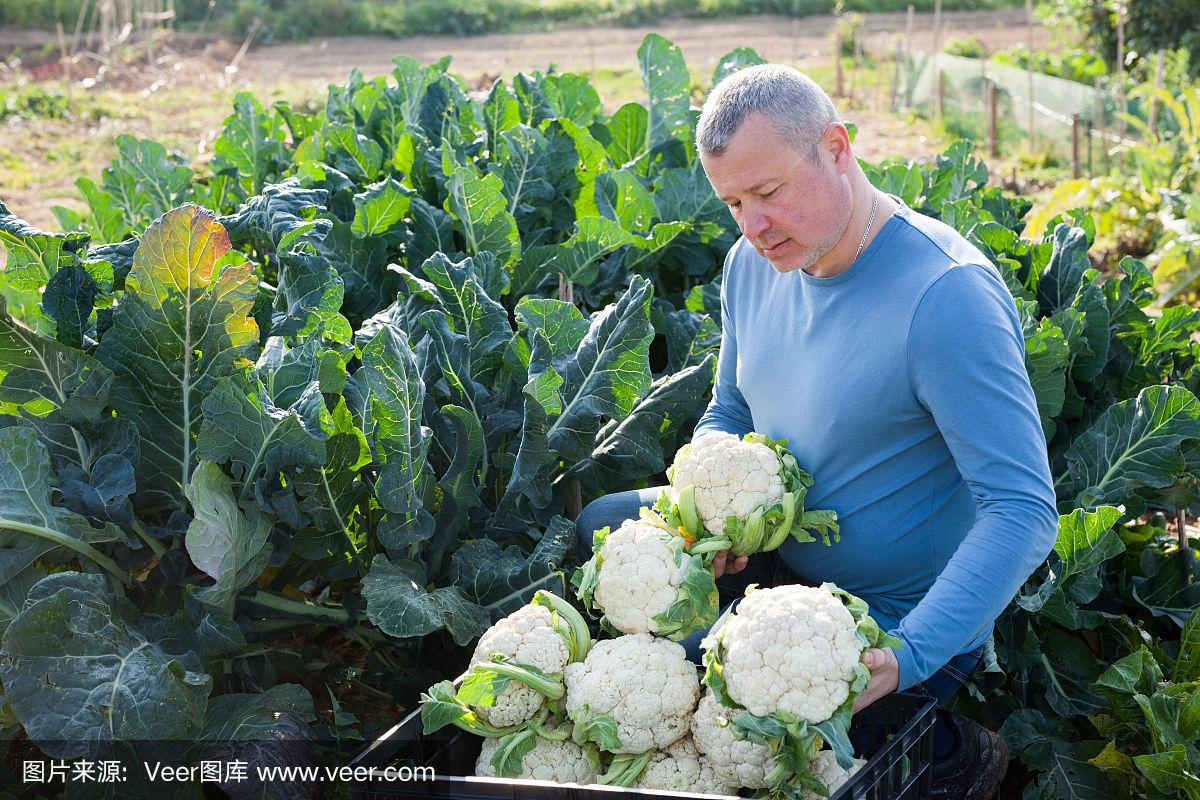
[228,646,301,660]
[245,590,353,624]
[248,618,311,634]
[688,538,732,556]
[131,519,167,558]
[0,517,132,587]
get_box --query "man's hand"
[711,550,749,579]
[852,648,899,713]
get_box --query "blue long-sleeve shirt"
[693,201,1059,691]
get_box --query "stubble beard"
[774,191,852,273]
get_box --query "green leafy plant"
[0,31,1199,800]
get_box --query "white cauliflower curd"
[690,691,778,789]
[713,584,863,722]
[656,432,839,558]
[574,513,717,640]
[475,734,598,784]
[564,633,700,753]
[634,734,739,796]
[419,591,590,737]
[670,431,786,535]
[699,583,899,792]
[470,602,569,727]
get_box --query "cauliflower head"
[634,735,739,797]
[470,603,569,728]
[476,734,598,784]
[800,750,866,799]
[701,583,900,781]
[708,585,862,722]
[669,432,785,536]
[420,591,590,738]
[564,633,700,754]
[690,692,778,789]
[575,515,718,640]
[658,432,839,557]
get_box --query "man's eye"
[762,187,780,198]
[727,201,741,210]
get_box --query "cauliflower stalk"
[655,432,839,558]
[563,633,701,754]
[476,721,601,783]
[700,583,899,791]
[420,590,591,737]
[573,510,718,641]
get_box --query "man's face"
[700,112,852,273]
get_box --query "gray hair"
[696,64,839,160]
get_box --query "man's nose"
[741,208,770,239]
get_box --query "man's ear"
[821,122,853,173]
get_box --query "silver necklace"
[854,190,879,263]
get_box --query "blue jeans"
[911,647,984,704]
[914,646,985,762]
[575,486,984,699]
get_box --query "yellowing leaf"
[97,205,259,513]
[1089,740,1135,776]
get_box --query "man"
[575,64,1057,797]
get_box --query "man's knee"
[573,486,666,563]
[574,493,631,562]
[575,495,617,553]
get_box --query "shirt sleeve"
[694,244,755,439]
[888,263,1059,691]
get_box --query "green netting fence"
[897,50,1173,172]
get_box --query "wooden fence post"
[1071,114,1081,178]
[1096,76,1108,173]
[988,81,999,157]
[1086,120,1093,175]
[937,70,945,119]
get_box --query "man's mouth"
[762,239,789,255]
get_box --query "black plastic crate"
[349,691,936,800]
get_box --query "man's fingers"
[711,551,748,577]
[712,550,728,578]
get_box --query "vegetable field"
[0,31,1198,800]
